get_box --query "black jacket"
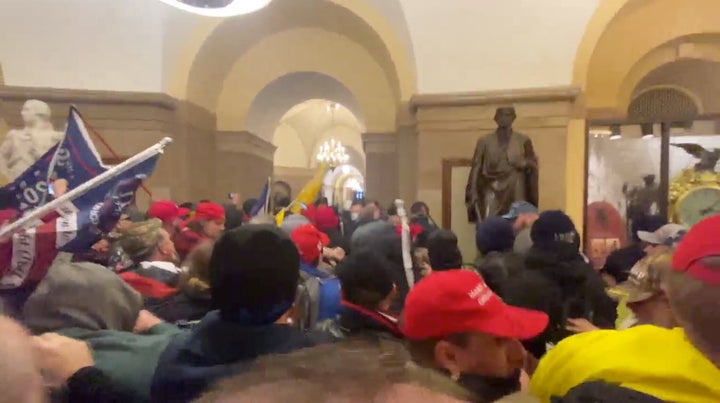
[318,300,403,340]
[146,289,212,326]
[501,242,617,359]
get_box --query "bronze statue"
[466,107,539,222]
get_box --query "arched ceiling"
[245,71,365,142]
[215,28,395,134]
[632,59,720,114]
[164,0,416,111]
[273,99,364,170]
[580,0,720,114]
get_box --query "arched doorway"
[322,164,365,209]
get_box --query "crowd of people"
[0,191,719,402]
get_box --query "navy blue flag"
[56,154,160,253]
[3,106,107,212]
[249,182,270,217]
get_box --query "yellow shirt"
[531,326,720,403]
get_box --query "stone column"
[362,132,399,206]
[214,130,275,202]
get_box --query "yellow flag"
[275,208,286,227]
[289,163,328,215]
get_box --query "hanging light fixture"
[156,0,272,17]
[315,139,349,168]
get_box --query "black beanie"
[530,210,579,248]
[475,216,515,255]
[335,249,395,308]
[210,225,299,322]
[427,229,463,271]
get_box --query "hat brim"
[501,213,517,220]
[637,231,661,245]
[177,207,190,217]
[472,304,549,341]
[608,281,655,304]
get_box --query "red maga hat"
[402,270,548,340]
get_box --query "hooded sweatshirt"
[23,259,181,402]
[501,242,616,359]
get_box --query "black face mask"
[456,369,522,403]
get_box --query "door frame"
[441,158,473,229]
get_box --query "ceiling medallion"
[157,0,273,17]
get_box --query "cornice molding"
[0,85,176,110]
[410,85,581,111]
[362,132,397,154]
[215,130,276,161]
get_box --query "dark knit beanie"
[475,216,515,255]
[427,229,463,271]
[335,249,395,308]
[530,210,579,248]
[210,225,299,324]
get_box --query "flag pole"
[263,176,272,215]
[0,137,173,239]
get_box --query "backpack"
[553,381,667,403]
[292,271,340,332]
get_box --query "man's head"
[402,270,548,380]
[348,199,365,222]
[494,107,517,129]
[336,249,396,311]
[501,201,537,223]
[665,214,720,362]
[637,223,687,254]
[475,217,515,255]
[427,229,464,271]
[530,210,579,249]
[113,219,179,265]
[147,200,189,235]
[609,250,676,328]
[410,201,430,217]
[198,339,473,403]
[210,225,299,324]
[187,202,226,240]
[642,174,656,186]
[290,224,330,265]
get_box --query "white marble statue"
[0,100,64,181]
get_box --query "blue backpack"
[293,265,341,331]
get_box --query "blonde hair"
[179,240,214,294]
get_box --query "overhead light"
[156,0,272,17]
[609,124,621,140]
[316,139,349,168]
[589,129,612,138]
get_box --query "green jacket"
[59,323,182,403]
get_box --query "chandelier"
[157,0,272,17]
[316,139,349,168]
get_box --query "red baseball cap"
[291,224,329,264]
[147,200,189,223]
[191,202,225,222]
[314,206,339,231]
[672,214,720,285]
[402,270,548,340]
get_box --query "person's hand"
[133,310,163,333]
[33,333,94,383]
[566,318,599,333]
[52,179,68,197]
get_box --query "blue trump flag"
[56,154,160,253]
[249,181,270,217]
[3,106,108,212]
